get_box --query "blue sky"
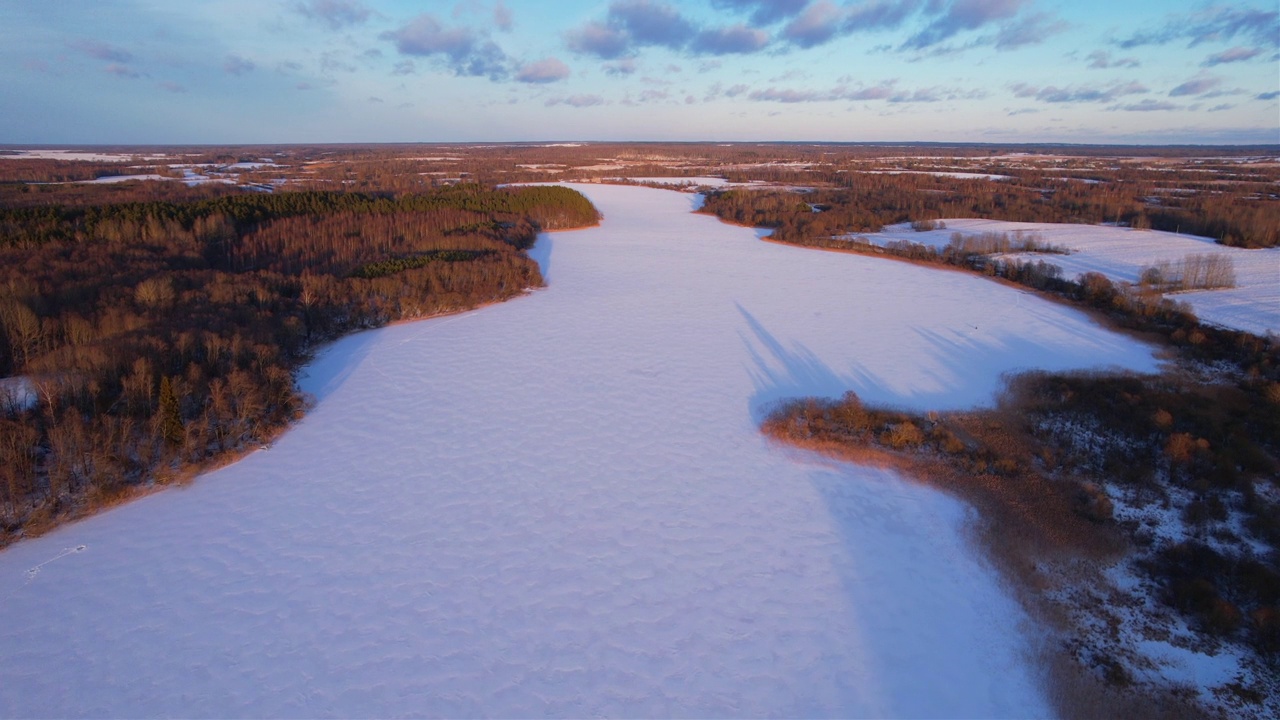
[2,0,1277,144]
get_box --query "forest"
[0,183,598,543]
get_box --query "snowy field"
[862,170,1014,181]
[84,173,172,183]
[617,177,814,193]
[859,218,1280,336]
[1,151,284,187]
[90,164,274,187]
[0,149,173,162]
[619,175,730,186]
[0,185,1161,718]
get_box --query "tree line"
[702,170,1279,248]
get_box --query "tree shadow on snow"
[737,303,861,422]
[528,233,554,281]
[737,297,1152,421]
[295,328,383,404]
[901,323,1148,409]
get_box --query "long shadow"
[905,324,1151,408]
[296,329,383,403]
[735,305,1037,715]
[736,303,856,421]
[802,452,1047,716]
[527,232,554,281]
[735,317,1052,715]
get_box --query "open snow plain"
[862,219,1280,337]
[0,184,1160,718]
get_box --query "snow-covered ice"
[856,218,1280,336]
[0,185,1161,718]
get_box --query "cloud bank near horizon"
[0,0,1275,144]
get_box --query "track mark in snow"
[26,545,87,579]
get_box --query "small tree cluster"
[1139,253,1236,292]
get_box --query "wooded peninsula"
[0,179,597,542]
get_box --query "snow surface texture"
[858,218,1280,337]
[0,185,1161,718]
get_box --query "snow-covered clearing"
[617,177,814,193]
[0,149,173,162]
[0,185,1160,717]
[89,173,224,185]
[220,161,282,170]
[620,175,729,186]
[863,170,1014,181]
[78,170,238,187]
[85,173,172,183]
[855,218,1280,336]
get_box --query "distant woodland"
[702,170,1280,248]
[8,144,1276,253]
[0,183,597,542]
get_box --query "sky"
[1,0,1277,145]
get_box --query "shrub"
[931,426,967,454]
[1206,597,1244,635]
[882,421,924,449]
[830,392,870,431]
[1074,482,1114,523]
[1252,607,1280,653]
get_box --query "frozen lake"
[0,184,1159,717]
